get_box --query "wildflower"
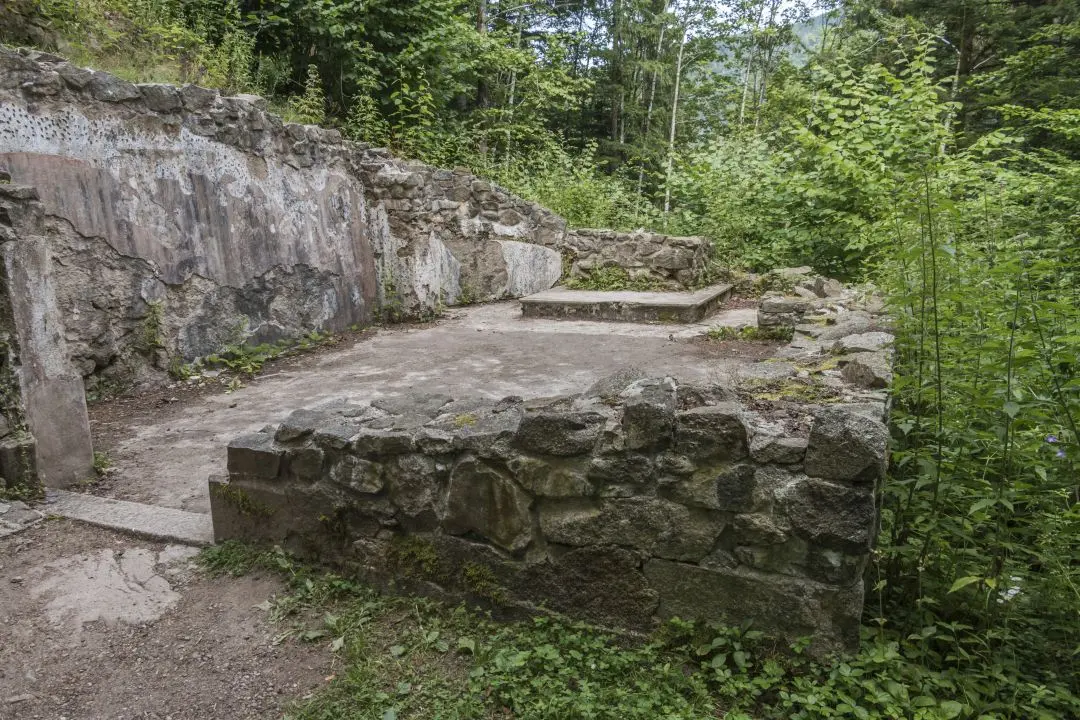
[1046,434,1059,443]
[1057,449,1066,459]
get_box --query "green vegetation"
[196,542,1080,719]
[563,266,668,292]
[172,327,340,381]
[706,325,794,343]
[10,0,1080,714]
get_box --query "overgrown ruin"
[0,46,892,651]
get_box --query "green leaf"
[948,576,982,593]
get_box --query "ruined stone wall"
[564,229,710,288]
[0,184,93,489]
[208,373,888,654]
[0,46,709,388]
[0,47,379,387]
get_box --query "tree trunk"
[663,25,687,218]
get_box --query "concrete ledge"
[519,283,733,323]
[44,490,214,546]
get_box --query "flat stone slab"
[520,283,733,323]
[44,490,214,546]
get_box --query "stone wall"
[564,229,710,288]
[0,46,709,389]
[0,184,93,489]
[208,373,889,654]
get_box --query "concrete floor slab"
[520,283,733,323]
[92,301,763,514]
[45,490,215,545]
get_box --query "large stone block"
[540,497,723,562]
[644,560,862,654]
[226,432,282,479]
[442,456,533,553]
[515,407,605,456]
[620,377,677,451]
[775,475,876,553]
[804,407,888,483]
[674,403,749,462]
[664,463,760,512]
[516,546,659,629]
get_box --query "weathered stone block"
[508,455,593,497]
[620,378,677,450]
[804,407,888,483]
[644,560,862,654]
[840,351,893,389]
[386,454,444,521]
[515,407,605,456]
[750,435,808,465]
[89,72,139,102]
[540,497,722,562]
[284,446,325,483]
[675,403,749,461]
[775,475,876,553]
[352,427,415,455]
[516,546,659,629]
[226,432,281,479]
[330,455,385,494]
[137,83,182,112]
[442,456,533,553]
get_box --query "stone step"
[43,490,214,547]
[519,283,734,323]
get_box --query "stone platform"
[520,283,733,323]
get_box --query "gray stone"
[832,332,894,354]
[386,454,444,520]
[540,497,722,562]
[352,427,415,455]
[137,83,182,112]
[226,432,282,479]
[373,393,453,419]
[276,409,329,443]
[508,455,593,497]
[804,407,888,483]
[644,560,862,654]
[88,72,140,102]
[674,403,749,462]
[620,377,677,450]
[750,435,808,465]
[664,463,759,512]
[776,475,876,553]
[760,295,811,314]
[180,83,218,110]
[330,456,385,494]
[515,408,605,456]
[284,447,324,483]
[516,546,659,629]
[840,351,893,389]
[585,368,649,400]
[588,452,654,487]
[442,456,533,553]
[50,489,213,546]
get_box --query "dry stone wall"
[208,371,889,654]
[564,229,710,288]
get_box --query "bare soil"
[0,520,331,720]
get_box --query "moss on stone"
[452,413,478,428]
[391,535,440,579]
[463,561,508,604]
[212,483,276,517]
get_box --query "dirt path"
[0,520,330,719]
[88,301,760,513]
